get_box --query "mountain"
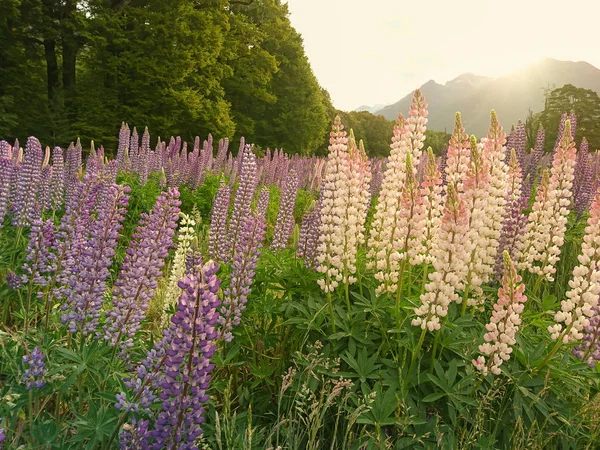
[354,104,387,114]
[374,59,600,136]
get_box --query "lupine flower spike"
[549,187,600,344]
[473,251,527,376]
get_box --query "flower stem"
[404,327,427,389]
[327,291,336,333]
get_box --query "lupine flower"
[227,145,258,261]
[22,219,56,291]
[119,261,221,449]
[22,347,47,390]
[517,121,577,281]
[476,111,509,288]
[472,251,527,376]
[350,138,372,246]
[255,187,270,218]
[461,135,491,303]
[50,147,65,210]
[0,418,5,449]
[444,113,470,196]
[219,213,266,342]
[38,164,52,212]
[163,213,197,324]
[298,195,322,269]
[367,90,428,295]
[548,188,600,343]
[213,138,229,174]
[104,188,181,349]
[61,184,130,336]
[271,169,299,250]
[6,271,23,290]
[12,136,43,227]
[412,183,469,331]
[208,180,231,262]
[525,125,545,184]
[553,112,577,152]
[0,156,11,226]
[495,149,527,280]
[573,307,600,367]
[117,122,130,170]
[416,148,443,265]
[316,116,351,293]
[574,138,594,216]
[507,120,526,169]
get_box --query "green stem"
[344,283,351,311]
[404,327,427,389]
[327,292,336,333]
[461,273,472,316]
[421,264,429,293]
[532,274,544,296]
[429,332,440,373]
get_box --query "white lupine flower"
[516,121,577,281]
[162,213,196,325]
[549,189,600,343]
[367,90,428,295]
[444,112,471,197]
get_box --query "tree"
[539,84,600,152]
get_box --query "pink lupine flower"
[367,90,428,295]
[444,113,470,197]
[412,183,470,331]
[480,111,509,284]
[472,251,527,376]
[517,120,577,281]
[415,147,443,265]
[461,135,492,303]
[316,116,351,293]
[548,188,600,343]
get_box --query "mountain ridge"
[361,59,600,135]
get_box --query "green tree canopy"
[539,84,600,152]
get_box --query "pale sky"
[285,0,600,111]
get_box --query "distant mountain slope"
[354,104,387,114]
[374,59,600,136]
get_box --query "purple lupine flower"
[297,201,322,269]
[524,125,546,198]
[61,184,130,336]
[22,347,47,390]
[119,261,221,449]
[104,188,181,349]
[185,243,203,276]
[553,112,577,153]
[12,137,43,227]
[511,120,526,169]
[574,138,594,216]
[50,147,65,210]
[0,156,11,226]
[130,127,139,173]
[256,187,270,218]
[0,140,9,159]
[213,138,228,174]
[573,307,600,367]
[226,145,258,260]
[6,271,22,290]
[64,142,82,206]
[271,169,299,250]
[0,417,5,449]
[38,165,52,212]
[370,161,383,199]
[220,214,265,342]
[139,127,150,185]
[208,180,231,262]
[22,219,56,291]
[439,146,448,186]
[120,419,150,449]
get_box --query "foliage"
[539,84,600,152]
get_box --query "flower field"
[2,90,600,449]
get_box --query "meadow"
[1,90,600,449]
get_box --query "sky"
[285,0,600,111]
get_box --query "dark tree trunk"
[44,38,60,108]
[61,0,78,120]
